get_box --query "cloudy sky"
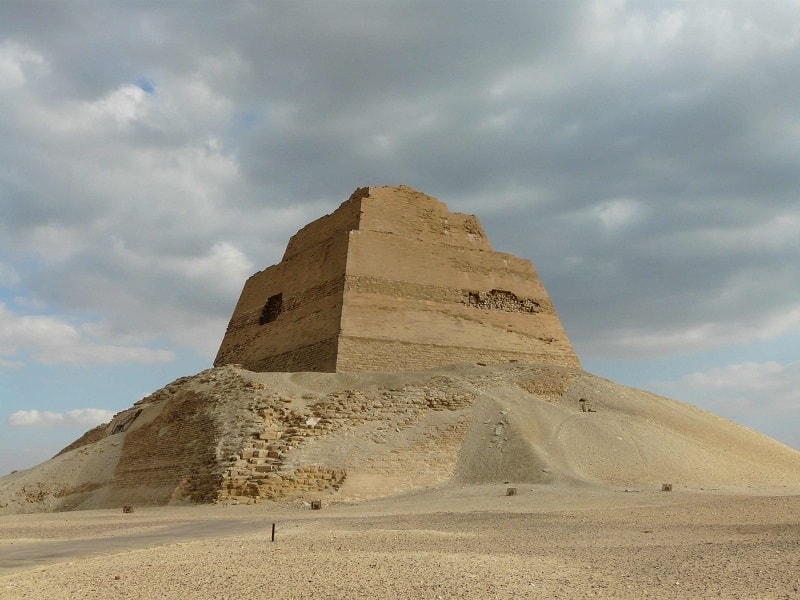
[1,1,799,474]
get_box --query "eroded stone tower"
[214,185,580,372]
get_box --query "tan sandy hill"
[2,361,800,514]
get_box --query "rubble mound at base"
[3,362,800,513]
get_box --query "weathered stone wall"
[110,389,221,504]
[337,197,580,370]
[355,186,492,251]
[214,201,359,371]
[215,185,580,373]
[282,191,363,260]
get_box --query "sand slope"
[2,362,800,514]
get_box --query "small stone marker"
[506,487,517,496]
[310,500,322,510]
[661,483,672,492]
[122,505,134,513]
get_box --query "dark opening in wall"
[260,293,283,325]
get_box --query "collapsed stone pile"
[4,361,800,513]
[218,377,474,503]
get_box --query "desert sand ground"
[1,483,799,599]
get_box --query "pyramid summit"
[214,185,581,372]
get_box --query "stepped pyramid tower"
[215,185,580,372]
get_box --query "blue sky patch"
[134,76,156,95]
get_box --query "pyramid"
[6,187,800,512]
[214,185,580,372]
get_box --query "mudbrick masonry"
[214,185,580,372]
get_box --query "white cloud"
[87,84,150,127]
[655,213,800,259]
[0,262,20,287]
[0,302,174,366]
[8,408,115,428]
[11,296,47,309]
[0,54,253,359]
[593,198,641,229]
[684,361,800,395]
[34,83,154,135]
[0,40,47,89]
[680,360,800,417]
[28,224,88,265]
[594,306,800,357]
[170,241,254,293]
